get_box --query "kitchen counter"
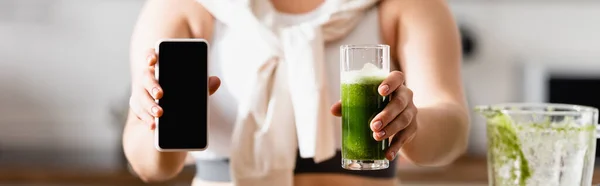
[0,166,195,186]
[1,152,599,185]
[397,155,489,184]
[0,150,194,185]
[397,155,600,185]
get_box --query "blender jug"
[475,103,599,186]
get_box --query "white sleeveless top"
[192,0,382,161]
[193,0,382,184]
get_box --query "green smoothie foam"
[485,110,596,186]
[341,63,389,160]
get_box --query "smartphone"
[154,39,209,151]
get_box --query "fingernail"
[372,121,382,130]
[376,131,386,138]
[390,152,396,160]
[379,84,389,94]
[147,55,155,64]
[152,87,159,97]
[151,106,159,115]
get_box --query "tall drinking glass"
[476,103,599,186]
[340,44,390,170]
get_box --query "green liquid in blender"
[486,111,596,186]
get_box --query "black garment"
[195,150,397,182]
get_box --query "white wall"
[0,0,142,154]
[1,0,599,158]
[452,1,600,155]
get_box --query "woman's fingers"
[129,90,158,125]
[330,71,404,118]
[129,49,163,129]
[378,71,405,96]
[141,64,163,118]
[143,90,163,119]
[330,100,342,117]
[144,67,163,99]
[146,48,157,66]
[208,76,221,95]
[386,119,418,161]
[373,102,416,141]
[370,85,412,132]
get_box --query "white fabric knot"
[197,0,379,185]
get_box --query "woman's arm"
[123,0,213,182]
[382,0,470,167]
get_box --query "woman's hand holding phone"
[128,49,221,130]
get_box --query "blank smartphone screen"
[157,40,208,150]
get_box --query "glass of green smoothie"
[340,44,390,170]
[475,103,599,186]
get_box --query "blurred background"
[0,0,599,185]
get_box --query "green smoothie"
[486,112,532,185]
[341,76,389,160]
[484,110,596,186]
